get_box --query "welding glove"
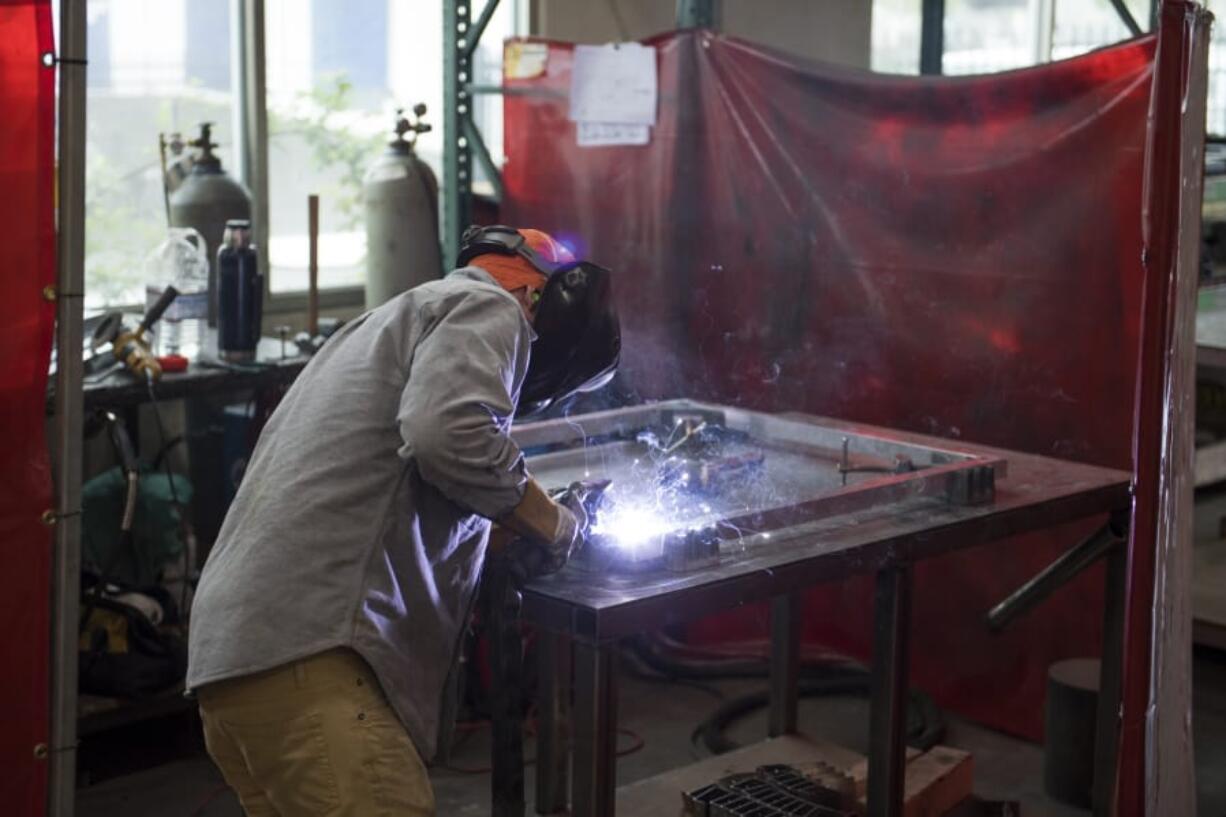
[495,478,582,576]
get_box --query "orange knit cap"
[469,228,575,294]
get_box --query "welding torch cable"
[146,374,190,623]
[690,679,945,757]
[628,633,862,681]
[647,630,852,666]
[441,727,645,775]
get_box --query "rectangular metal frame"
[516,400,1007,534]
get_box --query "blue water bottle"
[217,219,263,362]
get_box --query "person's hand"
[542,503,581,574]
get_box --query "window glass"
[265,0,517,293]
[871,0,922,75]
[943,0,1035,76]
[83,0,236,308]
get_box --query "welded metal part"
[867,566,913,817]
[986,516,1126,631]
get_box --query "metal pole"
[1107,0,1143,37]
[768,593,801,737]
[572,641,618,817]
[443,0,474,271]
[676,0,719,28]
[919,0,944,75]
[536,631,572,815]
[235,0,270,287]
[1092,543,1127,815]
[50,0,88,813]
[1031,0,1055,64]
[488,563,526,817]
[866,566,913,817]
[985,519,1125,632]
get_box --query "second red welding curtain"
[0,0,57,814]
[504,34,1155,741]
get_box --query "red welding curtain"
[0,0,56,813]
[504,34,1157,741]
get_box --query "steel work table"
[506,403,1132,817]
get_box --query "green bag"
[82,466,193,587]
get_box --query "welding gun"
[109,285,180,381]
[490,478,610,584]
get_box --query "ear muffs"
[457,225,559,278]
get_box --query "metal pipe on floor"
[50,0,88,814]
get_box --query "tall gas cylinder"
[169,122,253,327]
[363,104,441,309]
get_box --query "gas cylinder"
[169,122,253,327]
[363,104,441,309]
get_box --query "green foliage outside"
[268,72,386,233]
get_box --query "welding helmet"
[458,225,621,417]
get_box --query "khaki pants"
[197,649,434,816]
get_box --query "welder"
[186,226,620,816]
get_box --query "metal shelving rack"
[440,0,721,270]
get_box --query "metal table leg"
[769,593,802,737]
[867,565,914,817]
[572,640,618,817]
[489,566,526,817]
[1093,542,1127,815]
[536,631,572,815]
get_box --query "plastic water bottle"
[144,228,209,357]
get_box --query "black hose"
[628,633,859,680]
[625,634,945,757]
[691,679,945,756]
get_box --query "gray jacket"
[186,267,533,759]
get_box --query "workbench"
[507,403,1131,817]
[62,330,310,736]
[77,331,309,411]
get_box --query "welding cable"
[146,375,190,623]
[644,631,851,669]
[690,679,945,757]
[628,633,860,681]
[441,726,645,775]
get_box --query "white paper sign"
[568,43,658,127]
[576,121,651,147]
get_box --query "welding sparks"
[590,502,676,553]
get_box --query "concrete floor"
[75,648,1226,817]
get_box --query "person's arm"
[398,289,534,520]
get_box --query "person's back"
[187,227,618,816]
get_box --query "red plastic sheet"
[0,0,56,813]
[503,14,1201,774]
